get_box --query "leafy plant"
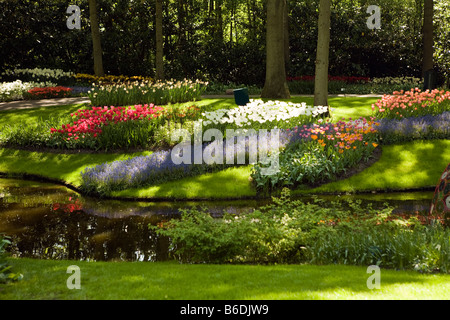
[0,234,23,283]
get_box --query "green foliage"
[1,0,449,85]
[0,116,69,149]
[0,234,23,283]
[151,189,450,273]
[251,141,341,192]
[309,221,450,273]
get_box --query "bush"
[308,221,450,273]
[150,189,450,272]
[0,234,23,283]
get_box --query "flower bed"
[24,86,72,100]
[251,117,380,191]
[88,79,208,106]
[50,104,165,150]
[200,99,329,133]
[80,131,278,195]
[0,80,58,101]
[376,111,450,144]
[1,67,74,84]
[372,88,450,119]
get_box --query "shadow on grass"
[4,259,449,300]
[309,140,450,194]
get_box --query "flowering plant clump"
[251,117,380,192]
[24,86,72,99]
[372,88,450,119]
[50,104,165,150]
[200,99,329,132]
[376,111,450,144]
[0,80,57,101]
[370,76,422,86]
[1,67,74,84]
[88,78,208,106]
[80,132,276,195]
[74,73,153,85]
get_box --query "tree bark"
[155,0,164,80]
[422,0,434,75]
[88,0,104,77]
[314,0,331,107]
[261,0,290,99]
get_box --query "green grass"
[0,97,446,200]
[0,148,153,188]
[1,139,448,200]
[299,139,450,195]
[2,258,449,300]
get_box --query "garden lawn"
[1,139,448,199]
[1,97,445,199]
[0,148,153,188]
[300,139,450,195]
[2,258,449,300]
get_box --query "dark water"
[0,178,434,262]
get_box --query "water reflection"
[0,178,434,262]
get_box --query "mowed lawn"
[1,258,449,300]
[1,96,447,200]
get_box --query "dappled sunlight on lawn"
[308,140,450,193]
[112,166,256,200]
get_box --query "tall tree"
[314,0,331,107]
[88,0,104,76]
[422,0,434,85]
[261,0,290,99]
[155,0,164,80]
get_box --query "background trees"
[0,0,448,87]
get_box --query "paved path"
[0,94,383,112]
[0,97,90,111]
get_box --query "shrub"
[308,221,450,273]
[151,189,450,272]
[0,234,23,283]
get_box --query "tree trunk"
[155,0,164,80]
[284,0,290,74]
[314,0,331,107]
[88,0,104,77]
[261,0,290,99]
[422,0,434,76]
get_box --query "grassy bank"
[0,97,447,200]
[1,258,449,300]
[1,139,447,200]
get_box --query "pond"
[0,178,434,262]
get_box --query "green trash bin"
[233,88,250,106]
[423,69,437,91]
